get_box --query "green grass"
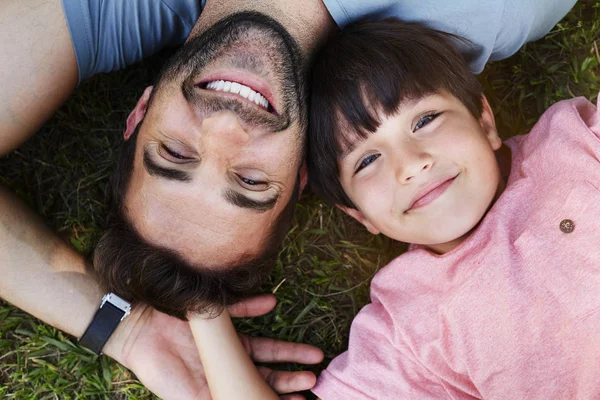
[1,1,599,398]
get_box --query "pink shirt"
[312,97,600,399]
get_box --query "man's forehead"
[124,169,273,265]
[128,191,269,266]
[136,183,270,231]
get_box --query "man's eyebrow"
[223,189,279,213]
[143,149,192,182]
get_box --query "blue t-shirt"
[62,0,204,82]
[63,0,576,82]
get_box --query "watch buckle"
[101,293,131,321]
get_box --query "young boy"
[187,18,600,400]
[307,18,600,399]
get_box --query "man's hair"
[93,123,298,321]
[307,18,483,209]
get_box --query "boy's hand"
[111,294,323,400]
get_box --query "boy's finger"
[281,395,307,400]
[258,367,317,394]
[228,294,276,317]
[244,336,324,364]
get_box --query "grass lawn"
[1,1,599,398]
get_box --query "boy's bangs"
[328,24,476,159]
[334,80,437,158]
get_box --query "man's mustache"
[182,84,291,133]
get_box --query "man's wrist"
[79,293,131,354]
[101,302,148,366]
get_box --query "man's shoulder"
[161,0,203,17]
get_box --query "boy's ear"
[298,160,308,199]
[124,86,154,140]
[479,94,502,151]
[335,205,381,235]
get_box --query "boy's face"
[338,91,503,254]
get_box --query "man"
[1,1,329,398]
[0,0,576,398]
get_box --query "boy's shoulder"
[507,96,599,177]
[514,96,598,148]
[537,96,597,128]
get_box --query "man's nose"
[395,144,433,183]
[200,111,250,157]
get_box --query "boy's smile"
[406,173,459,211]
[338,91,505,254]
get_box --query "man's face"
[124,13,306,267]
[338,92,503,254]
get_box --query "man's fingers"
[258,366,316,395]
[245,337,324,364]
[228,294,276,318]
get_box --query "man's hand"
[111,294,323,400]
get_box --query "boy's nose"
[396,150,433,183]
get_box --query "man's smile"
[199,70,278,114]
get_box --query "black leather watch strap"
[79,301,126,354]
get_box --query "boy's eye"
[414,112,441,131]
[354,153,381,175]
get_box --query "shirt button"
[559,219,575,233]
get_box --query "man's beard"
[154,11,307,134]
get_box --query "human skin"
[190,309,281,400]
[185,92,507,400]
[124,17,305,266]
[121,1,335,267]
[338,92,506,255]
[0,0,335,398]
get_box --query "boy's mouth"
[407,174,459,211]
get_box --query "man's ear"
[335,204,380,235]
[124,86,153,140]
[480,94,502,151]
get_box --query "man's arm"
[0,0,78,156]
[0,0,204,155]
[0,0,120,354]
[0,0,105,347]
[0,186,115,346]
[0,187,323,399]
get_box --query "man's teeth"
[205,80,270,109]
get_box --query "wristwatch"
[79,293,131,355]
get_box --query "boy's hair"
[307,18,484,209]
